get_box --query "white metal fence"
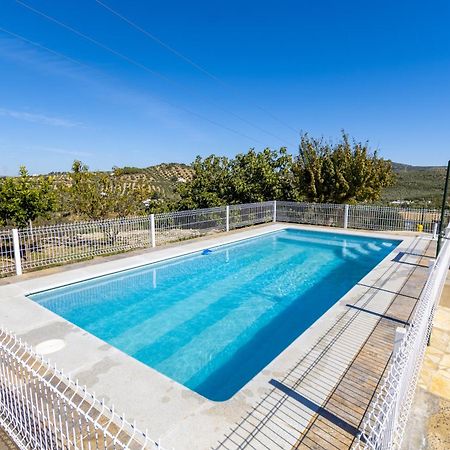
[155,207,226,245]
[18,217,152,274]
[276,201,448,233]
[1,204,449,450]
[1,202,448,277]
[347,204,445,233]
[0,329,164,450]
[354,224,450,449]
[276,202,346,227]
[0,230,15,275]
[229,202,274,229]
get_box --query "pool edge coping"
[0,224,426,449]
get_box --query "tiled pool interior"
[30,229,401,400]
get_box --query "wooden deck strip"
[292,240,434,449]
[215,236,434,450]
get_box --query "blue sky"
[1,0,449,175]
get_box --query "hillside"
[9,160,448,209]
[48,163,194,200]
[110,161,447,208]
[112,163,194,199]
[381,163,447,208]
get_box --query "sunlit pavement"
[403,272,450,449]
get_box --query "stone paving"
[402,272,450,450]
[0,429,18,450]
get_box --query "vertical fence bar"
[432,222,438,240]
[0,329,164,450]
[388,327,407,445]
[2,202,448,277]
[343,204,349,229]
[393,327,406,358]
[150,214,156,248]
[437,160,450,255]
[11,228,22,276]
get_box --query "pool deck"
[401,272,450,450]
[0,224,436,449]
[216,231,435,450]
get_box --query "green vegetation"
[380,163,447,208]
[0,167,55,227]
[0,133,447,228]
[60,160,154,220]
[178,133,394,208]
[294,133,394,204]
[177,148,299,209]
[0,162,191,227]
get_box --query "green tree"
[177,155,231,209]
[293,132,394,203]
[177,148,299,208]
[0,166,55,227]
[229,148,298,203]
[64,161,154,220]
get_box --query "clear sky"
[1,0,449,175]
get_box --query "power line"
[0,24,264,144]
[14,0,293,147]
[94,0,300,135]
[0,26,90,70]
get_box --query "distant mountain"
[391,162,446,172]
[382,162,447,207]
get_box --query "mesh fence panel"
[276,201,346,227]
[18,217,151,271]
[0,230,15,276]
[1,202,449,276]
[347,205,448,232]
[229,202,274,229]
[155,207,227,245]
[0,329,163,450]
[354,225,450,449]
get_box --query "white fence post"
[388,326,407,443]
[12,228,22,276]
[394,326,406,356]
[432,222,438,240]
[273,200,277,223]
[343,204,349,229]
[150,214,156,248]
[226,205,230,232]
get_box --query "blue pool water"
[29,229,401,401]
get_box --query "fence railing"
[229,201,274,229]
[354,224,450,449]
[1,201,448,277]
[0,230,15,275]
[0,329,164,450]
[276,201,448,233]
[155,207,227,245]
[276,201,346,227]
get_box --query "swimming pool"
[29,229,400,401]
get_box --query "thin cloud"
[0,33,214,142]
[0,107,81,127]
[37,146,93,157]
